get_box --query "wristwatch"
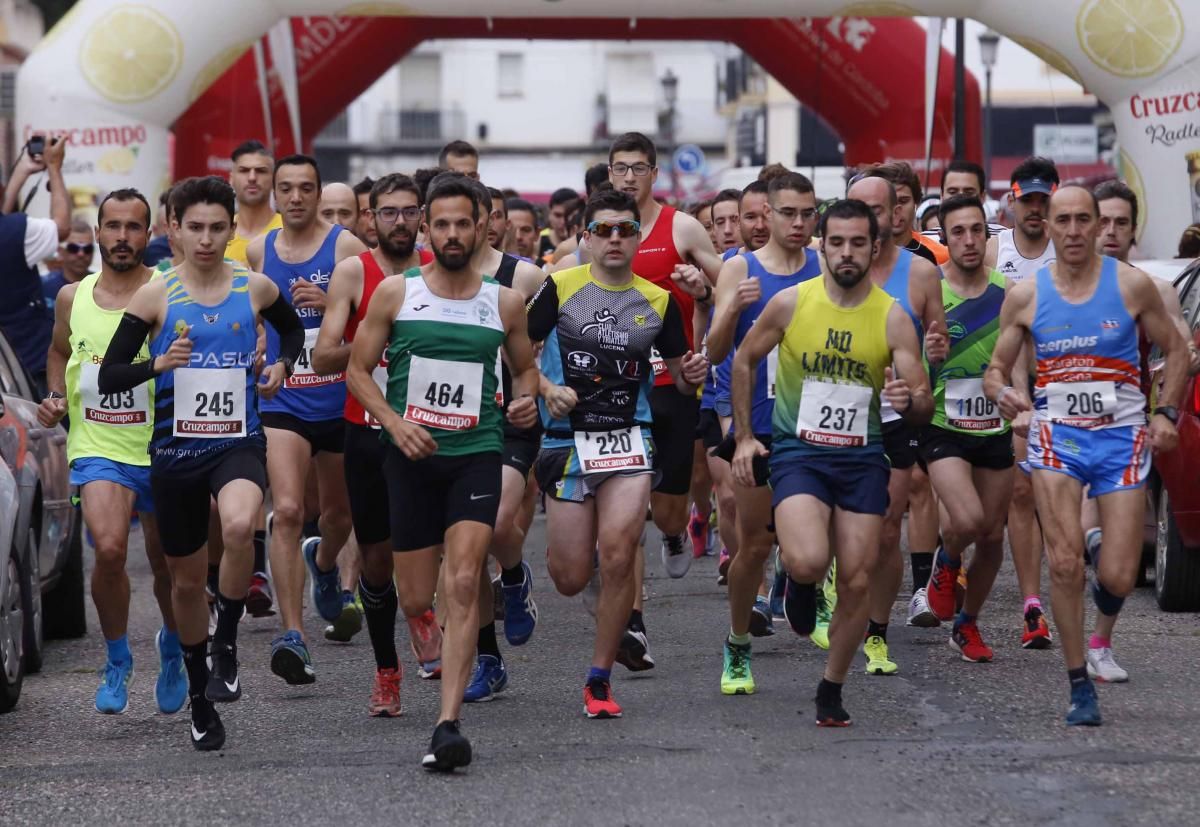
[1154,405,1179,424]
[700,284,713,304]
[45,391,64,400]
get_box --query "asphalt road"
[2,514,1199,827]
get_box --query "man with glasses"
[43,219,96,313]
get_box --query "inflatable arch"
[16,0,1198,256]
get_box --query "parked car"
[0,329,81,713]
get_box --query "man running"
[985,185,1187,725]
[539,187,580,262]
[726,198,932,722]
[246,154,367,684]
[439,140,480,180]
[225,140,281,266]
[503,198,540,262]
[347,173,538,772]
[38,189,186,716]
[319,182,359,230]
[99,175,304,750]
[352,177,378,248]
[527,188,707,719]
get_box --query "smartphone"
[26,135,45,156]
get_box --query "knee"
[731,534,771,568]
[222,514,255,551]
[1011,476,1034,508]
[597,543,634,583]
[548,554,591,597]
[396,587,433,618]
[836,564,871,597]
[1048,550,1084,585]
[653,500,687,536]
[91,534,128,573]
[359,546,393,587]
[171,569,206,601]
[321,508,352,536]
[779,547,827,584]
[950,506,987,543]
[442,566,478,607]
[270,498,304,528]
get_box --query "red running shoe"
[1021,606,1053,649]
[688,504,710,559]
[246,573,275,617]
[583,679,623,718]
[926,555,959,621]
[950,620,994,663]
[408,610,443,679]
[369,667,402,717]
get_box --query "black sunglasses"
[65,243,94,255]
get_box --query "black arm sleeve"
[260,292,304,373]
[654,296,689,359]
[525,276,558,343]
[97,313,156,394]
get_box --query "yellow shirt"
[225,212,283,266]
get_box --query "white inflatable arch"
[16,0,1198,256]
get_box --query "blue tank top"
[149,267,262,470]
[881,247,923,342]
[708,246,742,414]
[261,224,346,420]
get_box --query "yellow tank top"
[66,273,156,466]
[225,212,283,265]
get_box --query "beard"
[432,238,473,271]
[99,242,144,273]
[831,262,869,289]
[377,226,416,260]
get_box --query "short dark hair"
[230,139,270,163]
[413,167,447,206]
[768,172,815,200]
[550,187,580,209]
[1179,224,1200,259]
[686,200,711,220]
[1094,179,1139,228]
[820,198,879,244]
[741,179,769,205]
[867,161,922,203]
[584,188,640,226]
[158,188,171,208]
[712,188,741,209]
[98,187,152,228]
[1010,156,1060,186]
[438,140,478,166]
[487,187,506,215]
[505,198,538,225]
[608,132,656,167]
[170,176,236,222]
[944,160,986,193]
[352,176,375,198]
[758,163,791,183]
[937,194,987,229]
[274,153,321,188]
[369,173,420,210]
[424,175,481,222]
[584,162,609,196]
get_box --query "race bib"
[1046,380,1117,428]
[766,347,779,400]
[574,426,648,473]
[796,380,872,447]
[285,328,344,389]
[365,362,389,429]
[404,355,483,431]
[80,362,150,426]
[173,367,246,438]
[945,378,1002,431]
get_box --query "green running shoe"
[863,635,899,675]
[810,584,832,650]
[324,590,364,642]
[720,639,756,695]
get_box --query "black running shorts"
[383,446,502,551]
[343,422,391,546]
[650,385,699,496]
[262,412,345,455]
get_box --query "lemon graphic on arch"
[79,5,183,104]
[1077,0,1183,79]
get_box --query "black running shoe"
[814,685,852,728]
[206,643,241,703]
[422,720,472,772]
[190,699,226,751]
[783,577,817,636]
[615,629,656,672]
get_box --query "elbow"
[96,364,115,395]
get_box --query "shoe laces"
[587,679,611,702]
[930,563,953,592]
[956,621,985,648]
[374,669,400,698]
[726,645,749,679]
[665,534,685,555]
[100,661,126,690]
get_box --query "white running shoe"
[661,533,692,579]
[906,587,941,628]
[1086,647,1129,683]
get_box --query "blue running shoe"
[270,631,316,685]
[462,654,509,703]
[769,567,787,621]
[155,628,186,714]
[302,537,342,622]
[1066,680,1102,726]
[95,659,133,714]
[749,596,776,637]
[501,561,538,646]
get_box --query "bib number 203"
[100,390,135,410]
[424,382,465,409]
[194,391,235,418]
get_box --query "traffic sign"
[673,144,706,175]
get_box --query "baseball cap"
[1011,177,1057,198]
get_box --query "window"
[498,53,524,99]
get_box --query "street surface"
[2,514,1199,826]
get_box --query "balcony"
[379,108,467,146]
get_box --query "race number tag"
[945,378,1001,431]
[404,355,483,431]
[365,362,389,429]
[80,362,150,426]
[1046,380,1117,428]
[766,347,779,400]
[173,367,246,438]
[796,380,872,447]
[494,351,505,407]
[573,426,648,473]
[649,346,667,377]
[285,328,344,388]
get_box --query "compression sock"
[358,576,399,671]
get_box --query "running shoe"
[245,573,275,618]
[207,601,218,639]
[155,628,186,715]
[717,547,731,585]
[190,699,226,752]
[325,590,364,642]
[863,635,899,675]
[688,504,711,559]
[811,582,833,649]
[783,577,817,638]
[422,719,472,772]
[1021,606,1053,650]
[270,631,316,685]
[95,658,133,714]
[501,561,538,646]
[950,620,994,663]
[926,553,959,621]
[955,568,968,614]
[463,654,509,703]
[302,537,342,622]
[824,560,838,612]
[769,563,787,620]
[369,667,402,717]
[661,532,692,578]
[906,587,940,628]
[408,610,443,679]
[720,639,755,695]
[1066,680,1102,726]
[583,678,623,718]
[1086,647,1129,683]
[206,642,241,703]
[492,576,505,622]
[615,629,656,672]
[749,596,776,637]
[1084,527,1102,567]
[815,687,852,727]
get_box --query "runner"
[985,156,1059,649]
[346,173,539,771]
[439,140,480,180]
[246,154,367,685]
[539,187,580,261]
[942,160,986,200]
[486,187,508,252]
[845,173,946,673]
[867,161,949,266]
[984,185,1187,725]
[725,198,932,722]
[352,177,378,248]
[707,173,822,667]
[319,182,359,230]
[503,198,540,262]
[225,140,281,266]
[527,187,707,719]
[710,188,742,255]
[98,175,305,750]
[38,188,186,716]
[693,199,715,249]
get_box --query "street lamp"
[978,28,1000,195]
[661,68,679,203]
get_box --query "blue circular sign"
[673,144,705,175]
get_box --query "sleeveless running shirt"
[631,205,692,387]
[343,251,390,428]
[879,248,922,425]
[384,271,505,456]
[1030,256,1145,430]
[771,277,894,462]
[261,224,346,421]
[995,228,1055,283]
[66,273,155,466]
[148,267,261,470]
[932,269,1009,436]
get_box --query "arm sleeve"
[655,296,689,359]
[525,276,558,343]
[24,217,59,268]
[97,313,156,393]
[260,292,304,372]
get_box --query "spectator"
[0,134,69,393]
[1180,224,1200,259]
[43,218,95,312]
[143,187,173,266]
